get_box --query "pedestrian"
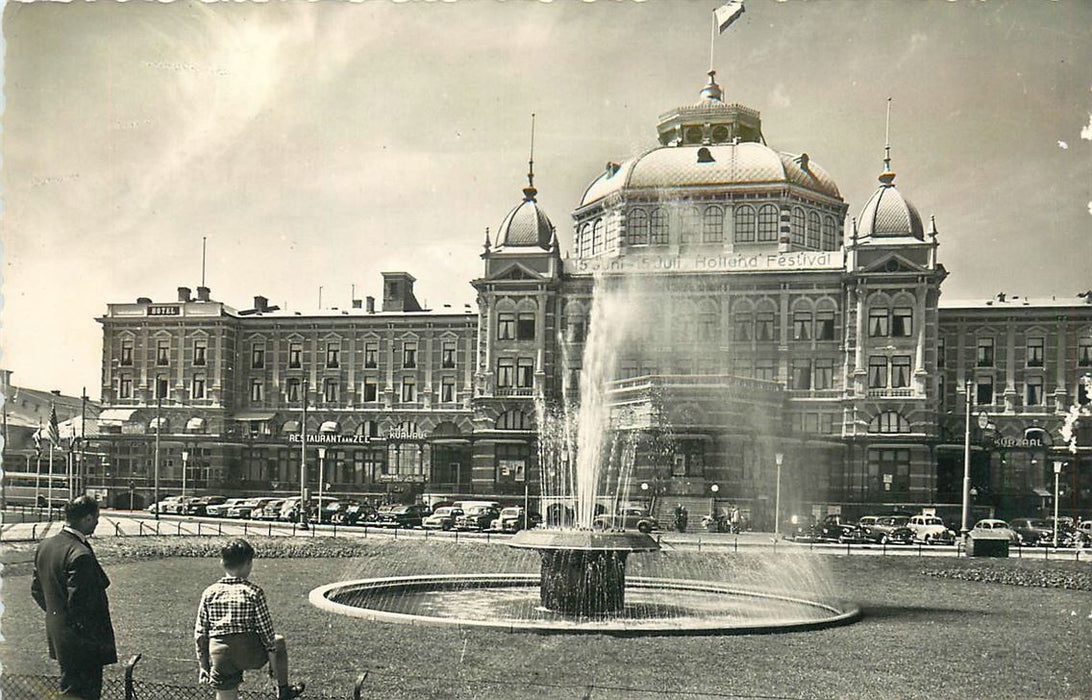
[31,495,117,700]
[195,538,305,700]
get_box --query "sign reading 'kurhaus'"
[568,250,843,274]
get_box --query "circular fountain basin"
[310,574,860,636]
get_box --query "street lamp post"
[317,447,326,521]
[774,452,784,540]
[709,483,719,519]
[153,396,162,520]
[299,379,308,530]
[1053,461,1063,547]
[181,449,189,497]
[960,379,973,538]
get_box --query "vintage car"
[227,497,276,520]
[971,519,1020,544]
[206,498,247,518]
[1009,517,1054,546]
[374,504,430,529]
[253,499,286,520]
[454,504,501,531]
[147,496,182,514]
[185,495,227,516]
[816,513,860,542]
[422,506,464,531]
[856,515,914,544]
[488,506,542,533]
[329,500,375,525]
[907,514,956,545]
[592,507,660,534]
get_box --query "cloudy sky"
[2,0,1090,399]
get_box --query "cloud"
[769,83,791,109]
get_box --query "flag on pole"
[47,403,60,445]
[33,425,42,457]
[715,0,746,33]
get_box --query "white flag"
[715,0,746,34]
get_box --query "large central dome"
[580,140,840,207]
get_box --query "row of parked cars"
[793,512,1092,547]
[146,495,544,533]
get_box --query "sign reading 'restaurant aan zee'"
[569,250,843,274]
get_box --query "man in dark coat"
[31,495,118,699]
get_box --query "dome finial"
[700,70,723,102]
[879,97,896,185]
[523,112,538,202]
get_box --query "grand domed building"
[52,69,1089,526]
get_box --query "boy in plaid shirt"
[195,539,305,700]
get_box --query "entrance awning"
[319,421,340,433]
[186,417,206,432]
[282,420,301,433]
[233,411,276,422]
[148,417,168,430]
[1032,487,1052,498]
[98,408,137,424]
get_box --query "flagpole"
[35,420,42,506]
[710,8,716,74]
[48,441,54,513]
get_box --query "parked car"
[971,519,1020,544]
[147,496,181,514]
[162,496,199,515]
[206,498,248,518]
[816,514,859,542]
[907,514,956,545]
[306,496,342,523]
[185,495,227,516]
[329,500,375,525]
[489,506,542,533]
[855,515,913,544]
[592,507,659,534]
[227,497,276,520]
[253,499,286,521]
[1077,520,1092,545]
[422,506,464,531]
[1009,518,1054,546]
[455,505,501,531]
[1042,517,1080,547]
[784,514,819,541]
[374,504,430,529]
[279,497,303,522]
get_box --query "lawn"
[2,537,1090,699]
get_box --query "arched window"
[868,411,911,434]
[578,224,591,257]
[496,410,530,431]
[791,207,806,245]
[703,205,725,243]
[822,216,837,250]
[734,205,756,243]
[807,211,821,248]
[758,204,779,242]
[649,208,668,245]
[628,209,649,245]
[679,206,701,244]
[591,219,604,255]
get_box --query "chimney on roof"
[178,287,192,302]
[365,296,376,314]
[137,297,152,304]
[352,299,363,309]
[51,389,61,396]
[997,292,1006,302]
[254,295,269,313]
[196,286,211,302]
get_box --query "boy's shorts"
[209,632,270,690]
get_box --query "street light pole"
[774,453,784,540]
[154,395,162,520]
[1053,461,1063,547]
[317,447,326,520]
[960,379,973,538]
[181,449,189,497]
[709,483,719,520]
[299,378,308,530]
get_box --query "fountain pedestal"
[509,529,660,616]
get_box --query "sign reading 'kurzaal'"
[568,250,843,274]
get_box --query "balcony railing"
[866,387,917,398]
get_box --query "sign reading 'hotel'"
[569,250,843,274]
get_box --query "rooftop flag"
[47,403,60,444]
[715,0,745,33]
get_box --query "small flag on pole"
[33,426,42,456]
[715,0,746,34]
[47,403,61,444]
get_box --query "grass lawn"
[2,537,1090,699]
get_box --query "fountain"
[310,274,860,635]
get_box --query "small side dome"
[856,172,924,240]
[495,190,555,250]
